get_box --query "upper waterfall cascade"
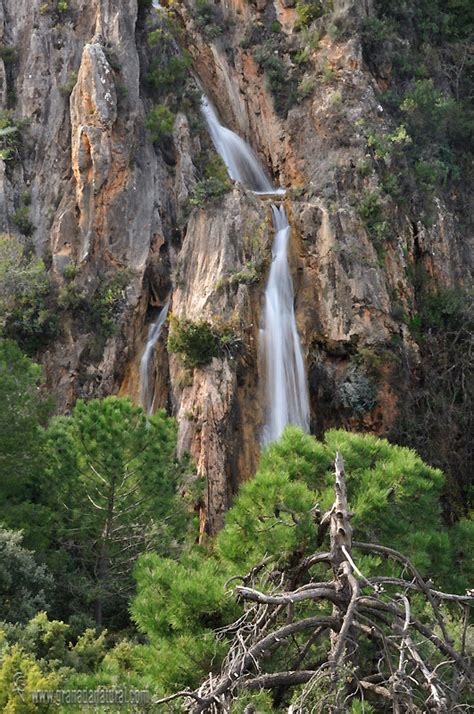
[201,97,310,444]
[139,301,169,415]
[201,97,276,194]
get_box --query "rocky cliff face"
[1,0,471,529]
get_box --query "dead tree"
[156,453,473,712]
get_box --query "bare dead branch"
[236,584,343,607]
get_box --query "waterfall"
[201,97,309,444]
[260,207,310,444]
[201,97,276,193]
[139,301,169,415]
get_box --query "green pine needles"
[128,427,473,700]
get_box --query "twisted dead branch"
[157,452,473,712]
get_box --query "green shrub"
[297,75,315,99]
[0,111,22,161]
[321,59,336,83]
[410,288,471,336]
[294,46,310,65]
[0,234,59,353]
[145,104,176,142]
[20,190,31,206]
[194,0,225,39]
[190,177,227,206]
[0,45,17,66]
[130,428,472,698]
[12,207,34,236]
[40,0,70,17]
[270,20,282,33]
[337,364,378,416]
[58,269,130,337]
[167,317,219,368]
[415,158,450,188]
[147,52,191,98]
[62,263,77,281]
[218,221,268,288]
[362,0,474,193]
[189,155,231,206]
[296,0,324,27]
[0,530,53,624]
[254,43,297,116]
[168,316,241,368]
[358,189,388,254]
[302,25,320,49]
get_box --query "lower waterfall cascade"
[201,97,310,444]
[139,301,169,415]
[260,206,310,444]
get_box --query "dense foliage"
[127,428,472,703]
[0,235,59,354]
[43,397,186,628]
[362,0,473,192]
[168,315,242,368]
[0,340,471,711]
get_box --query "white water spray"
[139,301,169,415]
[201,97,309,444]
[201,97,275,193]
[260,207,310,444]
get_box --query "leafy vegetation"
[0,235,59,353]
[0,612,107,710]
[43,397,186,627]
[357,189,388,256]
[145,103,176,142]
[58,267,130,338]
[0,528,53,624]
[390,288,473,508]
[336,363,378,416]
[189,153,232,206]
[361,0,474,193]
[295,0,325,28]
[0,111,23,162]
[12,206,35,236]
[168,315,241,368]
[219,221,269,287]
[59,70,77,97]
[193,0,227,40]
[128,427,472,702]
[146,52,191,101]
[0,358,471,711]
[254,42,297,117]
[39,0,70,21]
[0,340,53,551]
[0,45,17,66]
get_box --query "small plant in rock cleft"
[168,315,242,368]
[358,189,389,257]
[189,154,231,207]
[145,104,176,142]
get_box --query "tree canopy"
[130,428,473,703]
[43,396,186,627]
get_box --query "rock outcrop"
[0,0,471,528]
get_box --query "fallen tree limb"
[171,454,473,713]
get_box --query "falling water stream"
[201,97,310,444]
[139,301,169,415]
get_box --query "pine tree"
[45,396,185,627]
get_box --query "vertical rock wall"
[1,0,471,528]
